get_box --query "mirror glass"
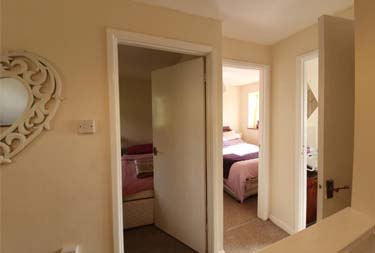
[0,77,29,128]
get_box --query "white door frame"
[106,29,222,253]
[222,59,271,221]
[295,50,319,232]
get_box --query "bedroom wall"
[118,46,185,148]
[221,38,269,147]
[351,0,375,219]
[270,6,354,233]
[119,77,153,147]
[222,37,272,65]
[222,85,240,132]
[0,1,223,253]
[239,82,260,145]
[222,81,260,145]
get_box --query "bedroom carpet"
[124,225,197,253]
[224,193,288,253]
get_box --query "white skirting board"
[269,214,295,235]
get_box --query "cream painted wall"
[271,25,319,233]
[222,37,272,65]
[270,7,354,233]
[239,83,260,145]
[222,82,260,145]
[0,1,222,253]
[222,85,240,132]
[351,0,375,218]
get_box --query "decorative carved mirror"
[0,51,62,164]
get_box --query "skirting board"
[218,250,225,253]
[269,215,295,235]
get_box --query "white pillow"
[223,131,241,141]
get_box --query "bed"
[122,150,154,229]
[223,129,259,203]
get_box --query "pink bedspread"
[122,153,154,197]
[224,158,259,203]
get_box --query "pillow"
[223,126,232,132]
[223,131,241,141]
[125,143,153,155]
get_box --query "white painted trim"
[222,59,271,221]
[107,29,219,253]
[222,59,270,72]
[110,28,212,56]
[259,64,271,221]
[295,50,319,233]
[107,30,124,253]
[269,215,295,235]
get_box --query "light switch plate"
[78,120,96,134]
[61,245,80,253]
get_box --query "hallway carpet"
[224,193,288,253]
[124,225,197,253]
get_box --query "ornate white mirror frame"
[0,51,62,164]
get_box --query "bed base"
[123,190,154,229]
[224,177,258,202]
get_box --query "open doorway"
[295,15,355,235]
[296,51,319,231]
[118,45,203,253]
[304,55,319,227]
[221,61,286,252]
[107,29,218,253]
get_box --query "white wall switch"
[61,245,80,253]
[78,120,96,134]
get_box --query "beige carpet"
[224,193,289,253]
[124,225,197,253]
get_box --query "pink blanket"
[122,153,154,197]
[224,158,259,203]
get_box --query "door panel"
[318,15,355,219]
[152,57,206,253]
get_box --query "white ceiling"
[133,0,353,45]
[223,66,259,86]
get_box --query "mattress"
[223,138,259,178]
[224,158,259,203]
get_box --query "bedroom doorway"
[107,30,217,253]
[222,60,284,252]
[118,45,204,253]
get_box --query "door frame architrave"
[107,29,222,253]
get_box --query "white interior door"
[152,57,206,253]
[317,15,355,220]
